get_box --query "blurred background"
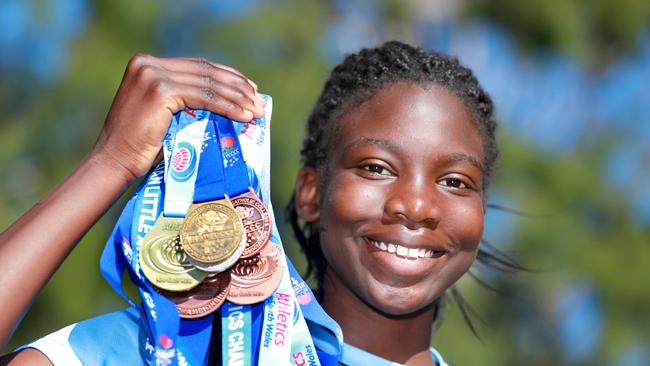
[1,0,649,364]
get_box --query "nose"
[383,176,440,230]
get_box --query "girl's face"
[310,82,486,316]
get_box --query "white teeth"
[369,239,440,259]
[396,245,408,256]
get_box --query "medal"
[226,243,283,305]
[139,214,207,292]
[232,187,272,258]
[186,220,247,273]
[158,270,231,319]
[179,197,244,269]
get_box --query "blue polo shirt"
[21,307,450,365]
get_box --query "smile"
[367,239,442,259]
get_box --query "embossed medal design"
[140,215,207,292]
[180,198,244,267]
[231,188,272,259]
[227,244,282,305]
[188,227,247,273]
[158,271,231,319]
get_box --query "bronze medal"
[158,270,231,319]
[139,215,207,292]
[226,243,283,305]
[180,198,243,264]
[231,188,272,259]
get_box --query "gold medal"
[188,226,246,273]
[180,197,244,265]
[139,214,207,292]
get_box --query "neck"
[320,269,437,365]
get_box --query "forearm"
[0,152,133,348]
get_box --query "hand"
[91,54,266,182]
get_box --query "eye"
[360,164,392,176]
[439,177,470,189]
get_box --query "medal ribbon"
[101,160,197,366]
[204,116,258,366]
[290,298,321,366]
[138,109,215,366]
[220,302,252,365]
[164,109,211,217]
[193,113,249,203]
[147,109,214,365]
[101,109,215,366]
[257,230,294,364]
[286,258,343,365]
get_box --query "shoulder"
[0,348,53,366]
[6,307,149,366]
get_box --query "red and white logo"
[172,148,191,172]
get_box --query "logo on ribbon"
[292,277,312,305]
[170,141,197,182]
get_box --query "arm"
[0,54,266,350]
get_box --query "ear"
[294,166,320,222]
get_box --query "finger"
[213,63,259,91]
[166,81,256,122]
[155,57,262,99]
[167,71,265,117]
[164,57,248,79]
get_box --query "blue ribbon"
[193,113,250,202]
[100,108,225,366]
[201,115,260,366]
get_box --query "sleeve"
[17,308,146,366]
[18,324,83,366]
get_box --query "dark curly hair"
[286,41,516,330]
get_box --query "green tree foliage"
[468,0,650,66]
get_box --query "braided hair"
[286,41,505,328]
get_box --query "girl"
[0,41,497,365]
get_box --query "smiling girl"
[0,41,497,365]
[289,41,497,365]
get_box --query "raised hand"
[93,54,267,182]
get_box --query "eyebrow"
[346,137,399,154]
[344,137,485,172]
[445,152,485,172]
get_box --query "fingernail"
[243,109,254,119]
